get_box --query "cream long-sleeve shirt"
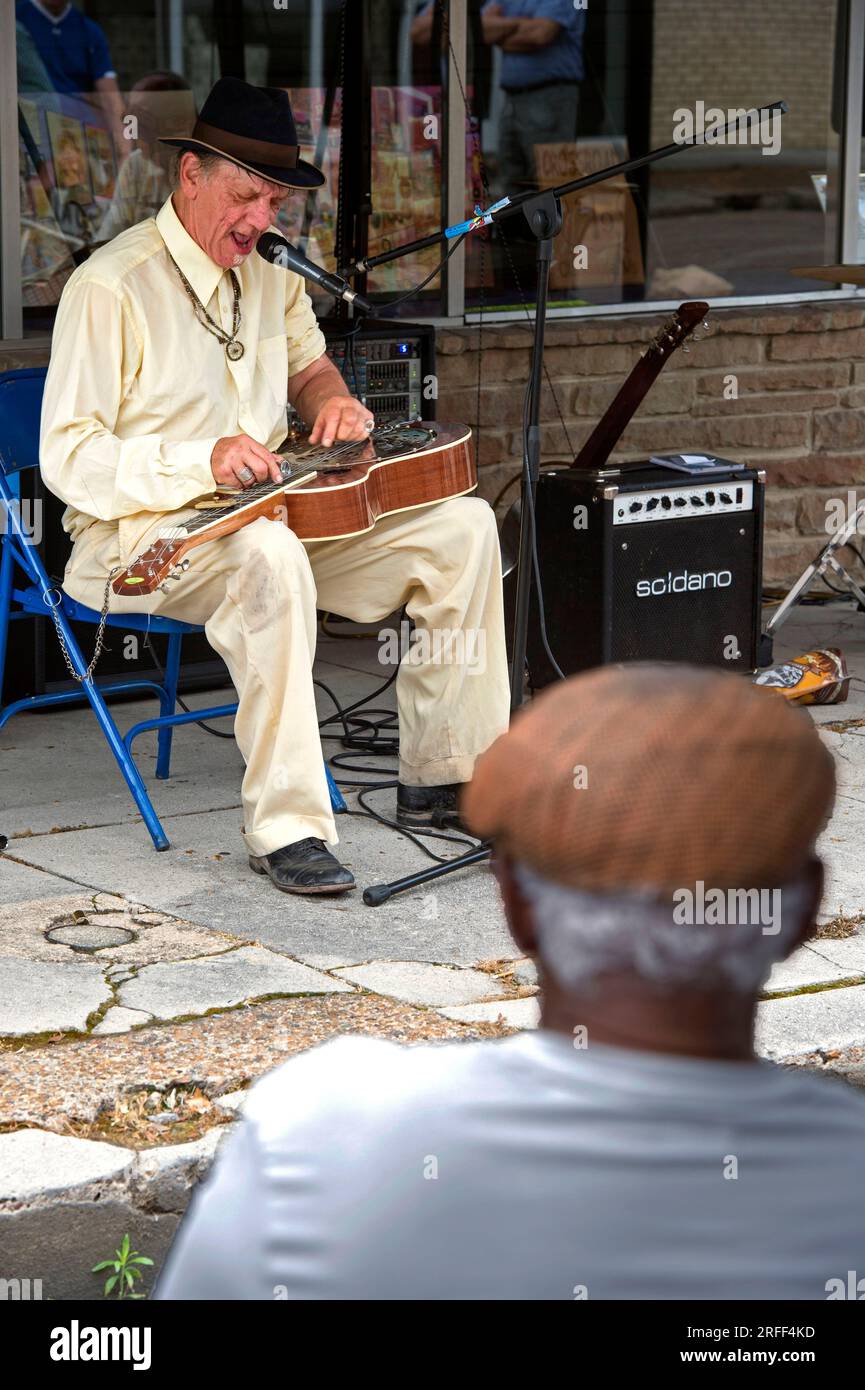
[40,195,327,563]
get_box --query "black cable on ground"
[314,662,483,864]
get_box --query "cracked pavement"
[3,616,865,1143]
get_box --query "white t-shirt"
[156,1031,865,1300]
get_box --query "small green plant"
[92,1234,154,1299]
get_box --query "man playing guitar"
[40,78,510,896]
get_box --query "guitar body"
[278,421,475,541]
[114,422,475,596]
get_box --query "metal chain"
[166,250,243,357]
[45,567,121,684]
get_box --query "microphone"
[256,232,376,315]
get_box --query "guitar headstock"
[112,538,187,596]
[646,300,710,359]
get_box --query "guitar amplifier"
[524,456,765,688]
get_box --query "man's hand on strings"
[308,396,375,449]
[211,434,284,488]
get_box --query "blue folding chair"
[0,367,345,851]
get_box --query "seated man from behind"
[156,664,865,1300]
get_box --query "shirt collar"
[29,0,72,23]
[156,195,225,308]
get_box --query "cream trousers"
[63,497,511,856]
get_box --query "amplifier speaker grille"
[517,462,764,688]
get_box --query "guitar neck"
[573,351,669,473]
[572,302,707,473]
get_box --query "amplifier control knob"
[661,496,672,510]
[674,497,686,507]
[646,498,659,511]
[706,491,716,505]
[629,501,642,513]
[720,492,732,504]
[690,495,704,507]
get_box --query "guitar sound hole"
[372,425,434,459]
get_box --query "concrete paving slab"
[8,806,512,967]
[118,944,353,1021]
[0,657,393,839]
[2,995,509,1130]
[0,957,111,1036]
[128,1130,224,1212]
[92,1007,154,1035]
[0,856,82,903]
[0,893,244,966]
[816,794,865,919]
[762,945,853,995]
[806,932,865,975]
[331,959,505,1006]
[0,1129,134,1203]
[756,983,865,1060]
[437,997,541,1028]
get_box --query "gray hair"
[170,147,229,189]
[512,861,813,994]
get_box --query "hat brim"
[159,137,325,190]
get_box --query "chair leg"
[82,675,171,849]
[0,542,12,706]
[156,631,183,780]
[326,762,347,813]
[54,611,172,849]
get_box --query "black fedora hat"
[161,75,325,189]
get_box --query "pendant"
[226,340,244,362]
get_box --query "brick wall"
[650,0,837,151]
[7,297,864,587]
[437,300,865,584]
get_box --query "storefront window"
[455,0,858,312]
[14,0,343,328]
[7,0,865,333]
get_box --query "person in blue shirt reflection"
[16,0,127,158]
[483,1,586,194]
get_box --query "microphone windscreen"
[256,232,285,263]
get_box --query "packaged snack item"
[754,647,850,705]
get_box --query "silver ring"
[364,419,375,432]
[238,466,255,483]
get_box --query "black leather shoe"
[396,782,466,830]
[249,838,356,895]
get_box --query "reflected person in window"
[99,74,196,243]
[483,0,586,196]
[16,0,127,160]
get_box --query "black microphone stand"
[355,101,787,906]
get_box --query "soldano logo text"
[636,568,733,598]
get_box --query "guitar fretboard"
[165,421,420,539]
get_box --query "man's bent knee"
[228,518,316,631]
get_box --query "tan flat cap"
[461,665,835,894]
